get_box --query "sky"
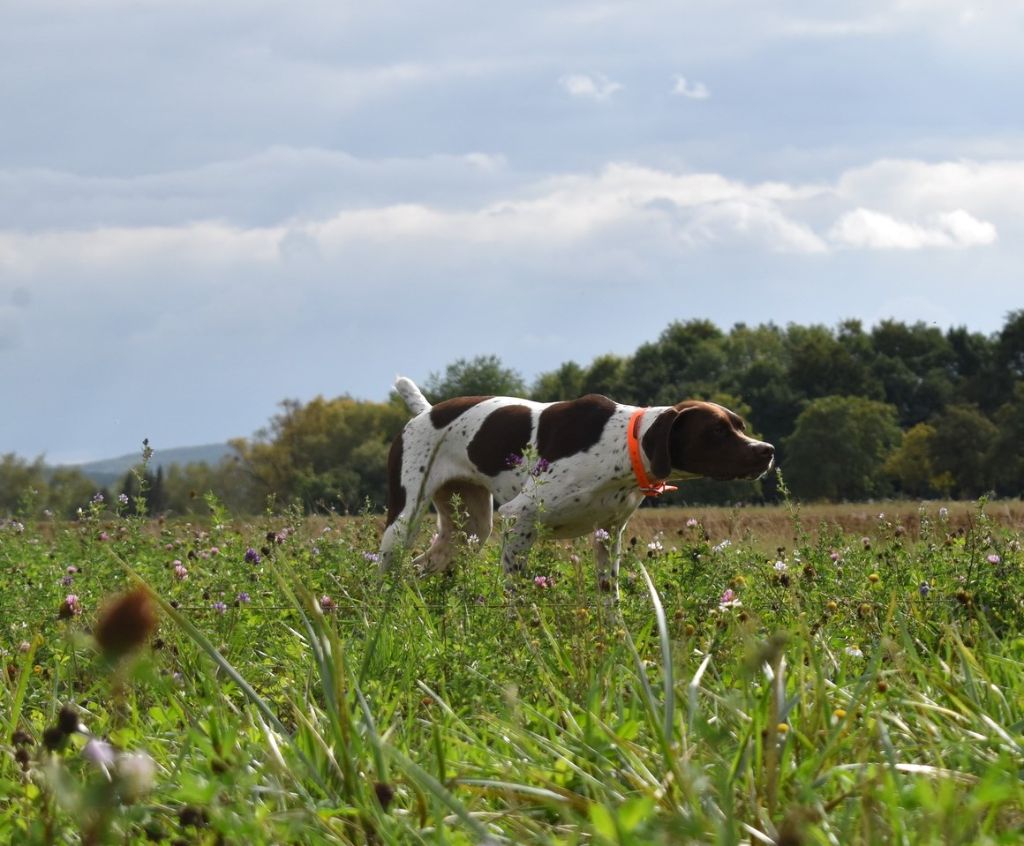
[2,0,1023,464]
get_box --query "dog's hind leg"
[414,481,493,574]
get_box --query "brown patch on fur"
[430,396,492,429]
[467,405,533,475]
[537,394,616,462]
[385,431,405,527]
[640,408,680,480]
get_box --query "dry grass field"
[629,499,1024,552]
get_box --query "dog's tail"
[394,376,432,416]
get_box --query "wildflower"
[718,588,742,611]
[18,640,31,653]
[319,595,336,611]
[466,533,480,547]
[362,551,380,563]
[374,781,395,811]
[118,493,129,506]
[987,553,1001,565]
[66,565,78,574]
[61,575,74,587]
[244,547,260,564]
[647,538,664,553]
[919,581,930,597]
[845,645,864,659]
[173,563,188,581]
[94,587,159,661]
[938,507,949,520]
[505,453,524,469]
[83,737,117,776]
[236,592,251,605]
[57,704,82,735]
[829,550,841,562]
[533,575,552,589]
[211,601,227,614]
[116,752,156,801]
[685,517,699,528]
[594,528,610,543]
[773,560,787,573]
[92,492,105,504]
[531,457,551,476]
[712,539,731,553]
[59,594,82,619]
[209,546,219,556]
[98,531,110,542]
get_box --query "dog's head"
[643,400,774,481]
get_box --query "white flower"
[83,738,117,777]
[116,752,157,801]
[594,528,610,542]
[712,539,731,554]
[773,560,787,573]
[845,645,864,659]
[647,539,663,552]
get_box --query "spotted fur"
[379,377,774,592]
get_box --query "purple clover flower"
[319,595,336,611]
[244,547,261,564]
[987,553,1002,565]
[531,458,551,476]
[212,601,228,614]
[505,453,524,469]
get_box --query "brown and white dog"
[379,377,774,590]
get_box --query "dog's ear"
[641,408,679,480]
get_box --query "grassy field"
[1,496,1023,844]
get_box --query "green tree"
[621,319,725,405]
[783,396,901,501]
[785,323,881,402]
[581,353,627,397]
[883,422,938,498]
[928,405,999,499]
[991,383,1024,496]
[531,361,585,402]
[424,355,525,402]
[233,395,407,513]
[0,454,48,516]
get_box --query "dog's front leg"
[496,494,541,576]
[593,524,625,597]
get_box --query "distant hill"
[66,443,238,487]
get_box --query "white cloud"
[671,75,710,99]
[828,207,997,249]
[559,72,623,101]
[5,156,1019,276]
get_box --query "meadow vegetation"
[2,489,1023,844]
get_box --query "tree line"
[2,312,1022,518]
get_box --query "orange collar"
[627,408,678,497]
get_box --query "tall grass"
[0,497,1022,843]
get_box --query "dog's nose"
[752,441,774,462]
